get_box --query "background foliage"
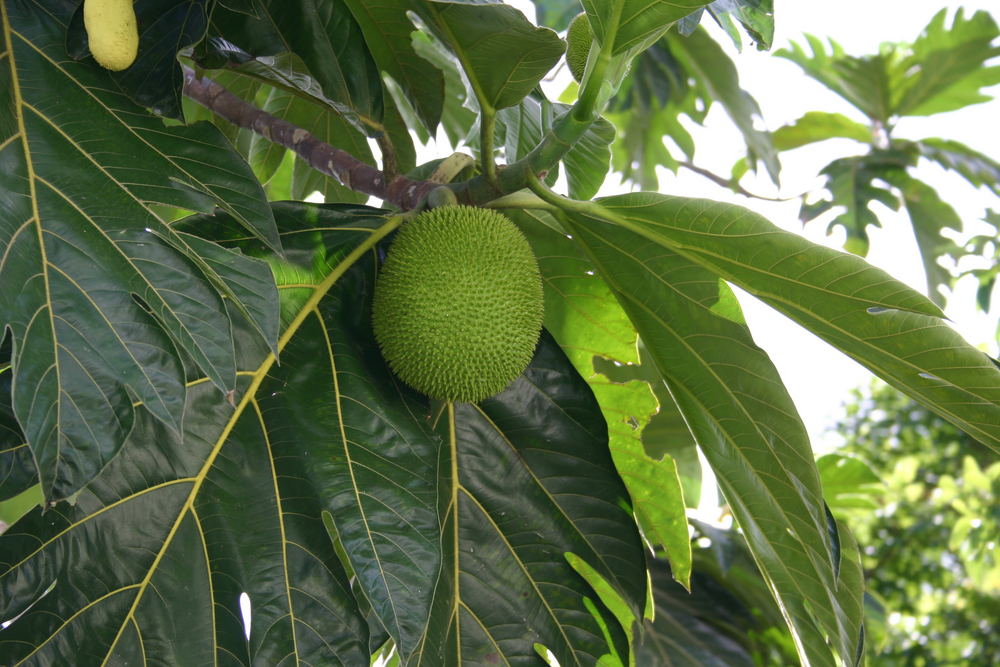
[0,0,997,665]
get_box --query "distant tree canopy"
[832,382,1000,665]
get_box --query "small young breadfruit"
[372,206,544,403]
[566,12,594,83]
[84,0,139,71]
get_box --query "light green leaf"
[414,332,646,665]
[421,1,565,111]
[512,210,638,370]
[588,193,1000,453]
[772,111,872,151]
[590,377,692,588]
[511,211,691,585]
[0,205,414,665]
[562,210,862,665]
[1,1,280,500]
[209,0,384,129]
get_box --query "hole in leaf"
[239,592,251,640]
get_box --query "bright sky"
[415,1,1000,452]
[658,1,1000,450]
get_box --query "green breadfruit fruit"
[566,12,594,83]
[372,206,544,403]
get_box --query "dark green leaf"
[415,331,647,665]
[341,0,444,131]
[511,212,692,586]
[421,0,565,111]
[588,193,1000,453]
[581,0,712,55]
[411,30,478,147]
[638,558,757,666]
[562,210,862,665]
[1,0,280,500]
[210,0,384,126]
[0,204,433,664]
[817,455,881,517]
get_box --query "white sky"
[416,1,1000,451]
[660,1,1000,450]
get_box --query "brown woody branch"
[182,67,438,210]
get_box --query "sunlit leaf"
[588,193,1000,453]
[563,209,862,665]
[894,8,1000,117]
[817,455,881,517]
[511,211,691,586]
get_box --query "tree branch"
[678,161,796,203]
[183,61,613,209]
[182,67,437,210]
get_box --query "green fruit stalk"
[372,206,544,403]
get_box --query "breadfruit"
[566,12,594,83]
[84,0,139,71]
[372,206,544,403]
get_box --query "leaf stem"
[480,109,498,186]
[182,67,437,210]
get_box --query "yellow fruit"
[84,0,139,71]
[372,206,544,403]
[566,13,594,83]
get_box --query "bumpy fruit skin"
[84,0,139,71]
[372,206,544,403]
[566,12,594,83]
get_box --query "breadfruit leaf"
[414,331,647,666]
[0,0,280,500]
